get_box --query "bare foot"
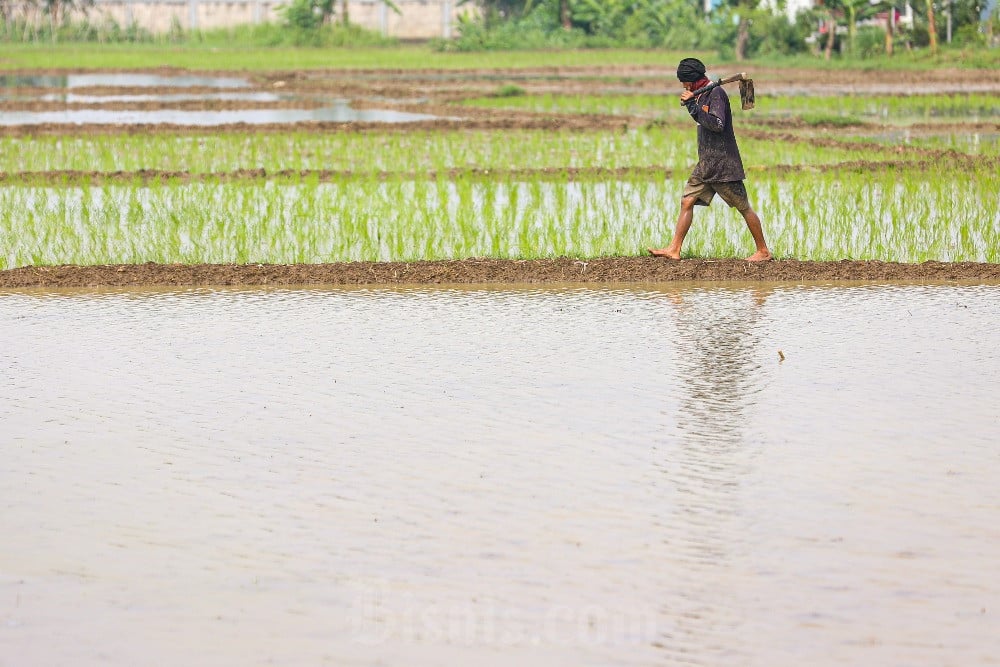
[648,247,681,260]
[746,249,773,262]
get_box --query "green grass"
[0,44,706,71]
[3,42,998,71]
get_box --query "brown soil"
[3,258,998,289]
[4,154,999,187]
[0,99,330,112]
[0,114,634,137]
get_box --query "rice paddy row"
[463,92,1000,122]
[0,126,954,175]
[2,75,996,270]
[2,165,996,269]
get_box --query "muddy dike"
[3,258,999,288]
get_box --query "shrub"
[853,25,886,57]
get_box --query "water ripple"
[1,283,998,666]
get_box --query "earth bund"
[3,258,999,289]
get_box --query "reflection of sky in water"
[0,73,442,124]
[66,74,251,88]
[2,284,999,666]
[25,92,285,103]
[0,104,441,125]
[871,130,999,151]
[0,74,251,88]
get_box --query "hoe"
[679,72,755,111]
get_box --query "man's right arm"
[681,91,699,121]
[687,90,726,132]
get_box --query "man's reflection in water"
[649,286,773,664]
[667,286,770,447]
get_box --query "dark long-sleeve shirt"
[685,85,746,183]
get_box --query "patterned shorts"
[682,176,751,212]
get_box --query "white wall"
[759,0,815,21]
[64,0,469,39]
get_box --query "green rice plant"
[862,131,1000,157]
[1,163,996,269]
[463,91,1000,121]
[752,166,1000,262]
[1,125,935,176]
[462,92,683,118]
[495,84,527,97]
[798,113,868,127]
[761,93,1000,121]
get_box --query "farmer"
[648,57,772,262]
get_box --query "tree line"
[445,0,996,56]
[1,0,996,54]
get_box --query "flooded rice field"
[0,72,443,125]
[0,56,997,667]
[3,65,999,131]
[0,73,253,89]
[0,64,998,274]
[0,105,440,126]
[2,283,999,666]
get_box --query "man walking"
[649,58,771,262]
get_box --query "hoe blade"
[739,78,755,110]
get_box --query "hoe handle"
[680,73,748,106]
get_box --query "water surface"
[1,283,998,666]
[0,73,251,89]
[0,74,442,125]
[0,105,441,126]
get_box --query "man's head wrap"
[676,58,707,83]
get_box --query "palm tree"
[817,0,841,59]
[842,0,892,53]
[884,1,895,55]
[925,0,939,53]
[730,0,760,61]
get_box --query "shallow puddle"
[871,129,1000,152]
[0,73,442,125]
[30,92,285,104]
[1,283,998,665]
[0,104,441,126]
[0,73,251,89]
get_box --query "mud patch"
[6,154,1000,186]
[3,258,998,289]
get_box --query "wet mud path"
[4,153,999,186]
[4,258,999,289]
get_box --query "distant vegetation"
[436,0,998,59]
[0,0,997,60]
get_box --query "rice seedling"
[463,92,1000,122]
[862,131,1000,157]
[0,124,927,176]
[1,163,996,269]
